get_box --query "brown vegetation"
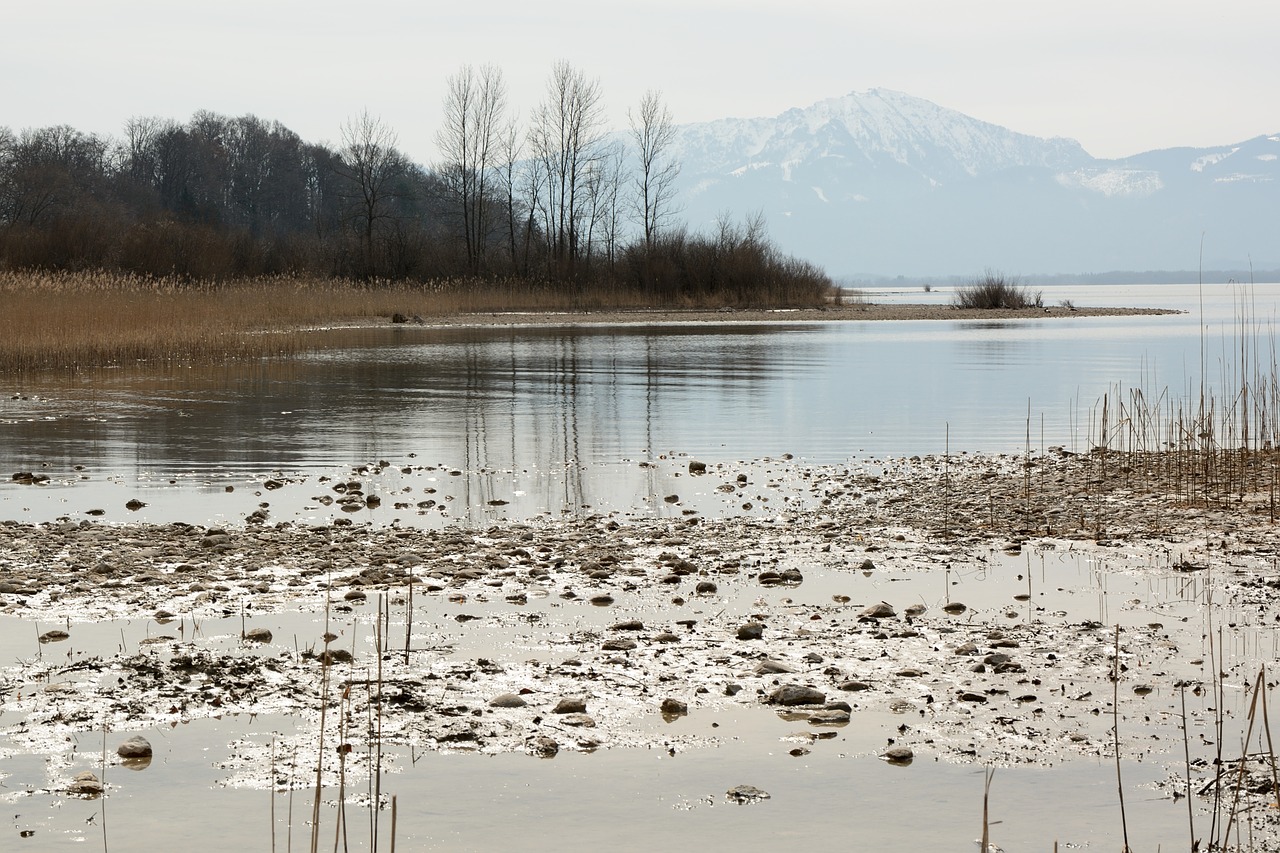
[0,268,831,373]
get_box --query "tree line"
[0,62,830,304]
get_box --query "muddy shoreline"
[385,302,1178,328]
[2,447,1277,845]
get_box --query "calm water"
[2,282,1273,851]
[2,282,1275,526]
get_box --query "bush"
[952,271,1042,310]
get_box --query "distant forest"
[0,62,829,305]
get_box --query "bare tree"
[528,61,606,277]
[338,111,406,277]
[493,116,526,274]
[436,64,508,275]
[629,90,680,252]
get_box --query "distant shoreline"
[400,303,1180,328]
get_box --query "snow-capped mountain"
[669,90,1279,276]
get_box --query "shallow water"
[4,282,1279,850]
[0,537,1261,851]
[4,282,1278,528]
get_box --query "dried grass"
[0,270,775,373]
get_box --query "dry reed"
[0,269,821,374]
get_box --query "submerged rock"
[882,746,914,765]
[726,784,771,804]
[67,771,103,796]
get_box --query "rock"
[904,603,927,616]
[959,692,988,703]
[553,697,587,714]
[695,580,717,594]
[942,601,968,614]
[243,627,273,643]
[117,735,153,758]
[882,746,914,764]
[688,460,707,474]
[530,736,559,758]
[767,684,826,706]
[954,642,980,656]
[38,630,70,644]
[726,784,771,804]
[660,698,688,717]
[838,680,872,692]
[808,709,851,724]
[754,659,794,675]
[601,638,637,651]
[125,499,147,511]
[861,602,896,618]
[490,693,527,708]
[736,621,765,640]
[560,713,596,728]
[610,620,644,631]
[67,771,103,795]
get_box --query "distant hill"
[669,89,1280,277]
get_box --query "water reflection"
[3,289,1276,524]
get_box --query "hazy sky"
[6,0,1278,163]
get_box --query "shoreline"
[394,302,1180,328]
[2,447,1277,845]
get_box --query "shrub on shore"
[952,271,1042,310]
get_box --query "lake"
[2,281,1278,851]
[1,281,1275,526]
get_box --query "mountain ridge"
[666,90,1279,277]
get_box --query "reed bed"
[1079,284,1280,515]
[0,270,811,374]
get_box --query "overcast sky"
[6,0,1278,163]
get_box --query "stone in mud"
[601,638,637,651]
[243,628,273,643]
[117,735,153,758]
[942,601,968,614]
[860,602,896,618]
[754,659,794,675]
[560,713,596,728]
[530,736,559,758]
[689,460,707,474]
[610,620,644,631]
[736,621,765,640]
[695,580,717,594]
[808,709,851,725]
[125,499,146,511]
[38,630,70,644]
[958,692,988,703]
[660,698,688,717]
[882,746,914,764]
[838,680,872,692]
[896,667,924,678]
[653,632,681,643]
[954,642,980,656]
[767,684,826,706]
[726,784,771,804]
[67,771,103,795]
[553,697,587,714]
